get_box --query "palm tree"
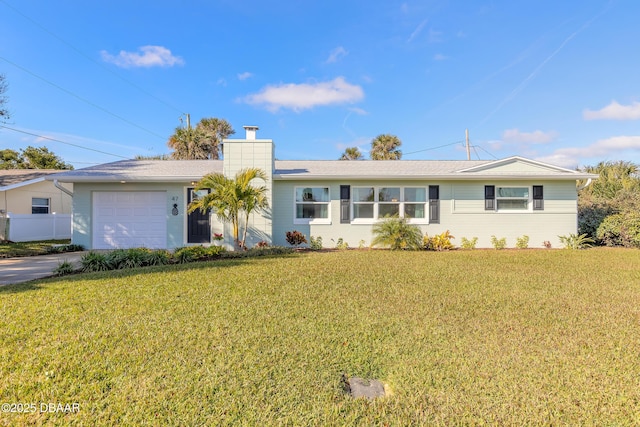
[371,216,422,250]
[370,134,402,160]
[167,117,235,160]
[339,147,363,160]
[187,168,269,249]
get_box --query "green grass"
[0,239,71,258]
[1,249,640,425]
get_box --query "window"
[353,187,375,219]
[496,187,529,210]
[352,187,428,221]
[32,197,50,214]
[295,187,330,223]
[533,185,544,210]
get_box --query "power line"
[0,56,167,140]
[0,0,185,115]
[0,125,129,159]
[403,140,465,156]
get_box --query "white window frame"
[32,197,50,214]
[293,187,331,224]
[351,186,428,224]
[495,186,531,211]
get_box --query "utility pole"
[186,113,191,130]
[465,129,470,160]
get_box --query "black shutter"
[428,185,440,223]
[485,185,495,210]
[340,185,350,223]
[533,185,544,210]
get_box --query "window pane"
[32,207,49,214]
[497,187,528,198]
[378,204,399,218]
[405,203,425,218]
[353,188,374,202]
[353,203,374,218]
[405,188,426,202]
[296,203,328,219]
[378,187,400,202]
[296,187,329,202]
[497,199,528,210]
[32,198,49,206]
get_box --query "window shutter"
[533,185,544,210]
[428,185,440,223]
[484,185,495,210]
[340,185,350,223]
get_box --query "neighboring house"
[48,126,598,250]
[0,170,73,241]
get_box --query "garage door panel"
[93,191,167,249]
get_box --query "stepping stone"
[346,377,386,399]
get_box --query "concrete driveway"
[0,252,87,286]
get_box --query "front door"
[187,188,211,244]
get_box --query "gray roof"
[0,169,65,187]
[47,156,598,183]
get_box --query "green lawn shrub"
[371,217,422,250]
[285,230,307,247]
[558,233,595,249]
[490,236,507,250]
[516,235,530,249]
[460,237,478,250]
[596,211,640,248]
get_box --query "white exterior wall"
[272,179,578,249]
[223,138,274,248]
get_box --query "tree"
[370,134,402,160]
[339,147,363,160]
[0,74,9,123]
[21,146,73,169]
[187,168,269,249]
[0,146,73,170]
[167,117,235,160]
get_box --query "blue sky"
[1,0,639,169]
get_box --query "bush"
[460,237,478,250]
[371,217,422,250]
[285,230,307,247]
[173,246,225,263]
[53,260,75,276]
[578,201,616,239]
[309,236,323,250]
[490,236,507,250]
[515,235,530,249]
[558,233,595,249]
[335,238,349,250]
[220,246,294,259]
[596,212,640,248]
[81,251,109,272]
[255,241,269,248]
[424,230,455,251]
[146,249,171,266]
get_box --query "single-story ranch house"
[48,126,598,250]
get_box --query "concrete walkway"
[0,252,87,286]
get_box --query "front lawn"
[1,249,639,425]
[0,239,72,258]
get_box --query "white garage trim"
[92,191,167,249]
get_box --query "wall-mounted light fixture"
[172,204,179,216]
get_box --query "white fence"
[0,213,71,242]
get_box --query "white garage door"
[93,192,167,249]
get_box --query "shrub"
[285,230,307,247]
[53,260,75,276]
[174,245,225,263]
[220,246,294,259]
[371,217,422,250]
[81,251,109,272]
[105,249,130,269]
[543,240,552,249]
[596,211,640,248]
[335,238,349,250]
[425,230,455,251]
[515,235,530,249]
[358,240,366,249]
[490,236,507,250]
[255,241,269,248]
[460,237,478,250]
[309,236,323,250]
[146,249,171,266]
[558,233,595,249]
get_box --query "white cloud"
[407,20,428,43]
[216,78,227,87]
[433,53,448,61]
[100,45,184,68]
[243,77,364,112]
[326,46,348,64]
[237,72,253,81]
[348,107,369,115]
[502,129,557,144]
[536,135,640,168]
[428,28,443,43]
[583,101,640,120]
